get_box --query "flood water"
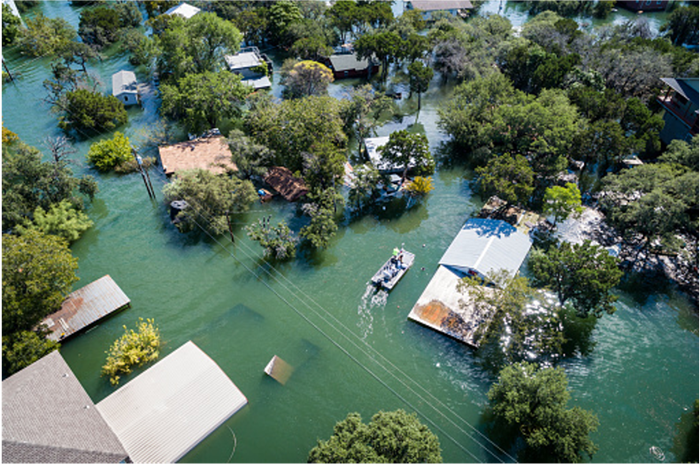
[2,2,697,463]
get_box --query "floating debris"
[264,355,294,385]
[649,446,665,462]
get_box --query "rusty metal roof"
[42,275,130,341]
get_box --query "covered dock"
[96,341,248,463]
[41,275,130,341]
[158,135,237,176]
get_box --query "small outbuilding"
[112,70,139,106]
[164,2,201,19]
[224,47,272,90]
[263,166,309,202]
[158,135,237,176]
[327,54,379,79]
[405,0,474,19]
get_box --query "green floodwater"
[2,2,698,463]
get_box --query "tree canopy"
[2,4,21,46]
[280,60,334,99]
[87,131,132,171]
[308,409,442,463]
[543,182,582,224]
[16,13,76,57]
[58,89,128,134]
[475,153,534,206]
[379,130,433,182]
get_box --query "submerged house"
[327,53,379,79]
[263,166,309,202]
[224,46,273,90]
[408,218,533,347]
[112,70,139,106]
[363,136,419,174]
[158,135,237,176]
[657,77,699,144]
[164,2,201,19]
[404,0,473,19]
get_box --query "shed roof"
[439,218,532,280]
[408,0,473,11]
[661,77,699,104]
[225,52,263,71]
[329,54,371,72]
[96,341,248,463]
[164,2,200,18]
[41,275,130,341]
[2,351,129,463]
[264,166,309,202]
[158,135,237,176]
[112,70,137,96]
[243,75,272,89]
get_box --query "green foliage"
[408,60,433,109]
[245,95,347,175]
[16,200,93,243]
[300,188,342,250]
[59,89,128,134]
[543,183,582,224]
[2,330,60,377]
[246,218,297,260]
[267,0,303,44]
[160,71,250,134]
[87,131,132,171]
[488,362,599,463]
[162,169,257,236]
[102,318,161,386]
[404,176,434,197]
[348,163,380,211]
[529,240,623,318]
[459,270,565,369]
[593,0,615,19]
[355,30,402,81]
[522,1,593,17]
[500,41,580,94]
[154,12,243,82]
[308,409,442,463]
[227,129,274,180]
[475,153,534,206]
[380,130,433,182]
[661,5,699,46]
[17,13,76,57]
[659,135,699,172]
[2,230,79,335]
[78,6,121,49]
[328,0,393,42]
[281,60,334,99]
[2,4,21,46]
[340,84,392,151]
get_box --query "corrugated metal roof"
[164,2,200,18]
[243,75,272,89]
[96,341,248,463]
[42,275,130,341]
[2,351,129,463]
[112,70,137,97]
[225,52,263,71]
[439,218,532,281]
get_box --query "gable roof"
[96,341,248,463]
[225,52,263,71]
[2,351,128,463]
[329,54,371,73]
[661,78,699,105]
[112,70,137,96]
[158,135,237,176]
[164,2,200,18]
[439,218,532,282]
[408,0,474,11]
[264,166,309,202]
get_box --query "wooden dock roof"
[158,135,237,176]
[96,341,248,463]
[41,275,130,341]
[264,166,309,202]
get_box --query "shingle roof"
[408,0,474,11]
[264,166,309,202]
[111,70,137,97]
[2,351,128,463]
[158,135,237,176]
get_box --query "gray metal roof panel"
[408,0,474,11]
[329,54,370,72]
[660,77,699,104]
[112,70,137,96]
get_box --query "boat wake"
[357,284,388,339]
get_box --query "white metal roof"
[164,2,201,19]
[225,52,263,71]
[364,136,419,173]
[407,0,474,11]
[242,75,272,89]
[112,70,137,97]
[439,218,532,280]
[96,341,247,463]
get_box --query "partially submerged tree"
[246,217,297,260]
[102,318,161,386]
[308,409,443,463]
[475,153,534,206]
[379,130,433,183]
[280,59,334,99]
[16,200,93,243]
[86,132,132,172]
[488,362,599,463]
[542,182,582,224]
[16,13,76,57]
[408,60,433,111]
[300,187,342,249]
[227,129,275,180]
[2,4,21,46]
[58,89,128,134]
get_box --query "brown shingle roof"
[2,351,128,463]
[263,166,309,202]
[158,136,237,176]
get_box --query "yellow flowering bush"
[102,318,161,385]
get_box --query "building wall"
[117,92,139,106]
[658,90,699,144]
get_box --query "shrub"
[16,200,93,243]
[102,318,161,385]
[87,132,132,171]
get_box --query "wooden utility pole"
[132,148,155,200]
[2,58,15,82]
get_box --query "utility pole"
[2,57,15,82]
[132,148,155,200]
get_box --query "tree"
[301,141,346,191]
[300,188,342,249]
[87,131,132,171]
[354,30,402,81]
[246,218,297,260]
[475,154,534,206]
[280,60,334,99]
[529,240,623,318]
[162,169,256,236]
[2,230,79,335]
[78,6,121,49]
[16,13,76,57]
[348,163,380,211]
[2,4,20,46]
[340,84,392,156]
[227,129,274,180]
[659,135,699,172]
[407,60,433,111]
[2,330,60,377]
[58,89,128,134]
[404,176,434,198]
[488,362,599,463]
[16,200,93,243]
[308,409,442,463]
[573,120,630,172]
[379,130,433,182]
[160,71,250,134]
[661,5,699,46]
[267,0,303,45]
[102,318,161,385]
[543,182,582,224]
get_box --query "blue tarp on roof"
[438,218,532,280]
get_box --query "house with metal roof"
[327,53,379,79]
[2,351,129,463]
[657,77,698,144]
[405,0,473,19]
[224,47,272,90]
[164,2,200,19]
[111,70,139,106]
[96,341,248,463]
[41,275,131,341]
[363,136,421,174]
